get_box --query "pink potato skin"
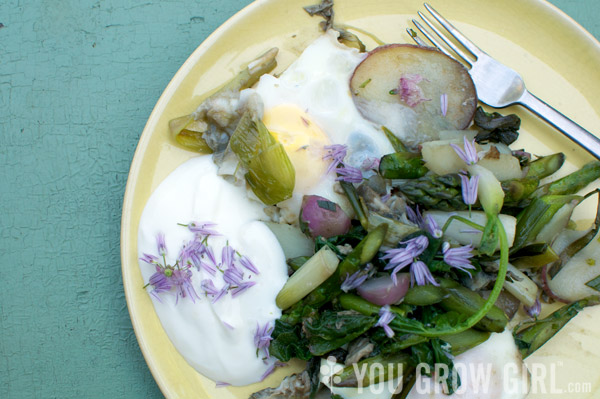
[350,43,477,135]
[357,273,410,306]
[300,195,352,239]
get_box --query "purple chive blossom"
[405,206,442,238]
[201,279,219,296]
[440,93,448,117]
[188,221,220,236]
[239,255,259,274]
[254,322,274,359]
[382,236,429,267]
[425,214,443,239]
[231,281,257,298]
[156,233,167,256]
[411,260,439,287]
[204,247,218,269]
[172,267,199,304]
[223,265,244,286]
[140,253,159,265]
[198,260,217,276]
[148,269,172,301]
[323,144,348,174]
[375,305,396,338]
[179,240,206,268]
[341,269,369,293]
[212,284,230,304]
[398,74,429,107]
[260,361,286,381]
[451,136,479,165]
[525,298,541,318]
[221,245,235,269]
[335,164,363,184]
[459,172,479,206]
[381,192,391,203]
[222,320,235,330]
[381,235,429,284]
[361,157,380,171]
[442,242,476,276]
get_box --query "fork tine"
[406,28,429,48]
[423,3,485,58]
[410,21,457,61]
[417,12,473,65]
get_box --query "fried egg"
[251,30,395,223]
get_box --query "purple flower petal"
[381,236,429,283]
[335,164,363,184]
[221,245,235,269]
[239,255,259,274]
[340,268,370,293]
[260,361,286,382]
[525,298,541,318]
[188,221,221,236]
[212,284,230,304]
[425,214,443,239]
[375,305,396,338]
[172,267,199,304]
[231,281,257,298]
[440,93,448,117]
[442,242,476,276]
[398,74,430,107]
[254,322,274,359]
[179,239,206,268]
[451,136,479,165]
[323,144,348,174]
[410,260,439,287]
[156,233,167,256]
[140,253,159,265]
[223,266,244,286]
[204,247,218,268]
[459,172,479,206]
[201,279,219,296]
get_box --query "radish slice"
[357,274,410,306]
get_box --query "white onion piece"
[357,274,410,306]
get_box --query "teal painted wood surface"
[0,1,598,398]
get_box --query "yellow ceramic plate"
[121,0,600,397]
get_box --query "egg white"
[249,31,395,223]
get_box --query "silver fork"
[411,3,600,160]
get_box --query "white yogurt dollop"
[137,155,289,385]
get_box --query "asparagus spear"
[525,153,565,179]
[533,161,600,198]
[392,173,467,211]
[379,152,428,179]
[394,154,571,211]
[169,48,278,153]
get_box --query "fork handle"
[518,91,600,160]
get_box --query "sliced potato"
[421,139,523,181]
[424,210,516,250]
[421,138,468,175]
[350,44,477,141]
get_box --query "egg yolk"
[262,105,331,194]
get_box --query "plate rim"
[120,0,600,397]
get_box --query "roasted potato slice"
[350,44,477,141]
